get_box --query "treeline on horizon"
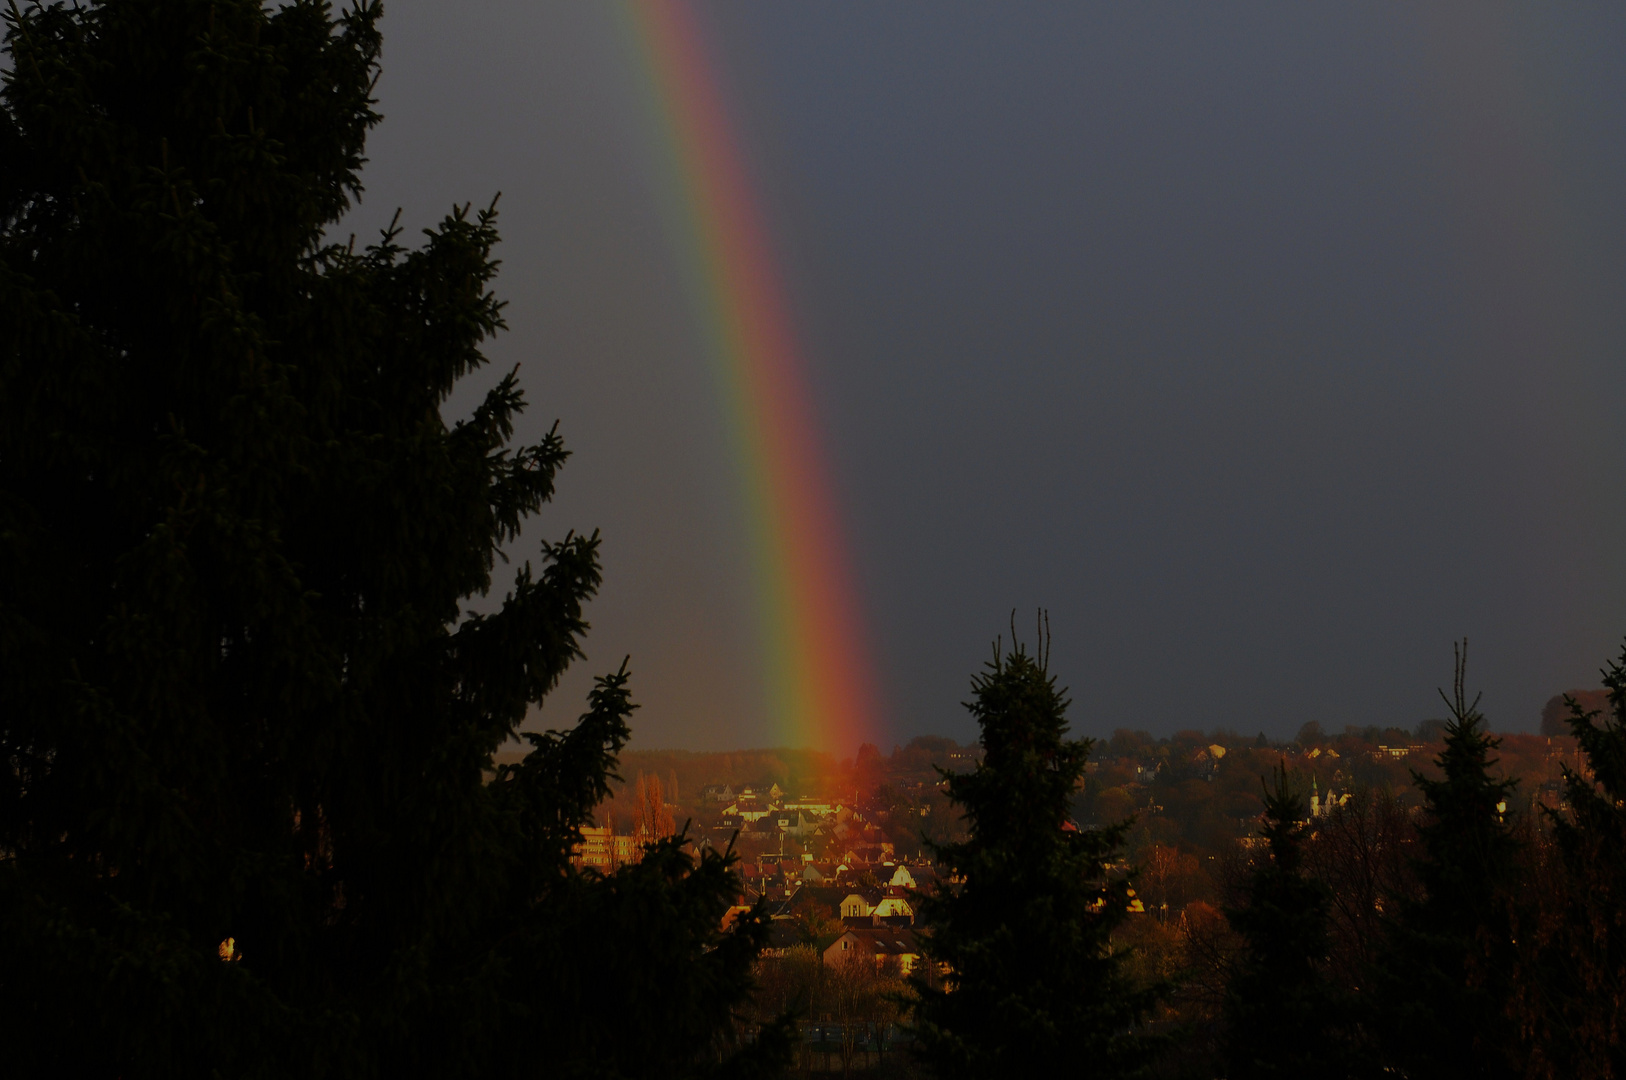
[599,718,1574,803]
[597,717,1578,869]
[1091,653,1626,1079]
[3,4,1624,1078]
[593,691,1594,812]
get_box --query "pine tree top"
[1410,642,1519,915]
[940,639,1089,852]
[911,624,1166,1077]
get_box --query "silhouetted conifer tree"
[1223,764,1350,1078]
[1372,642,1519,1078]
[0,2,786,1075]
[1509,644,1626,1078]
[910,621,1165,1078]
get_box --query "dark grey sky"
[349,2,1626,749]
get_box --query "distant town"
[545,716,1583,880]
[492,709,1594,1068]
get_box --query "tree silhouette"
[1223,763,1351,1078]
[911,621,1165,1077]
[1371,642,1519,1078]
[0,2,785,1074]
[1510,644,1626,1078]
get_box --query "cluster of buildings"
[749,860,935,975]
[726,796,945,976]
[699,785,895,852]
[571,784,900,869]
[572,780,943,975]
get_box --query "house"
[772,811,817,839]
[839,887,884,920]
[885,864,917,889]
[837,886,914,923]
[875,888,914,919]
[570,826,640,870]
[1309,777,1349,818]
[824,928,922,974]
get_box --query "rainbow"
[618,0,878,756]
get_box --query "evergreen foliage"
[1511,645,1626,1078]
[0,2,785,1075]
[910,624,1165,1078]
[1372,642,1519,1078]
[1222,764,1348,1079]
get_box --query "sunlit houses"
[570,825,640,870]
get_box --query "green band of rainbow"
[620,0,878,755]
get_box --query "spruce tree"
[1372,642,1519,1078]
[1511,644,1626,1077]
[1223,764,1348,1079]
[910,624,1165,1078]
[0,3,785,1076]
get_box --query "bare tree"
[1301,785,1419,988]
[633,772,676,844]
